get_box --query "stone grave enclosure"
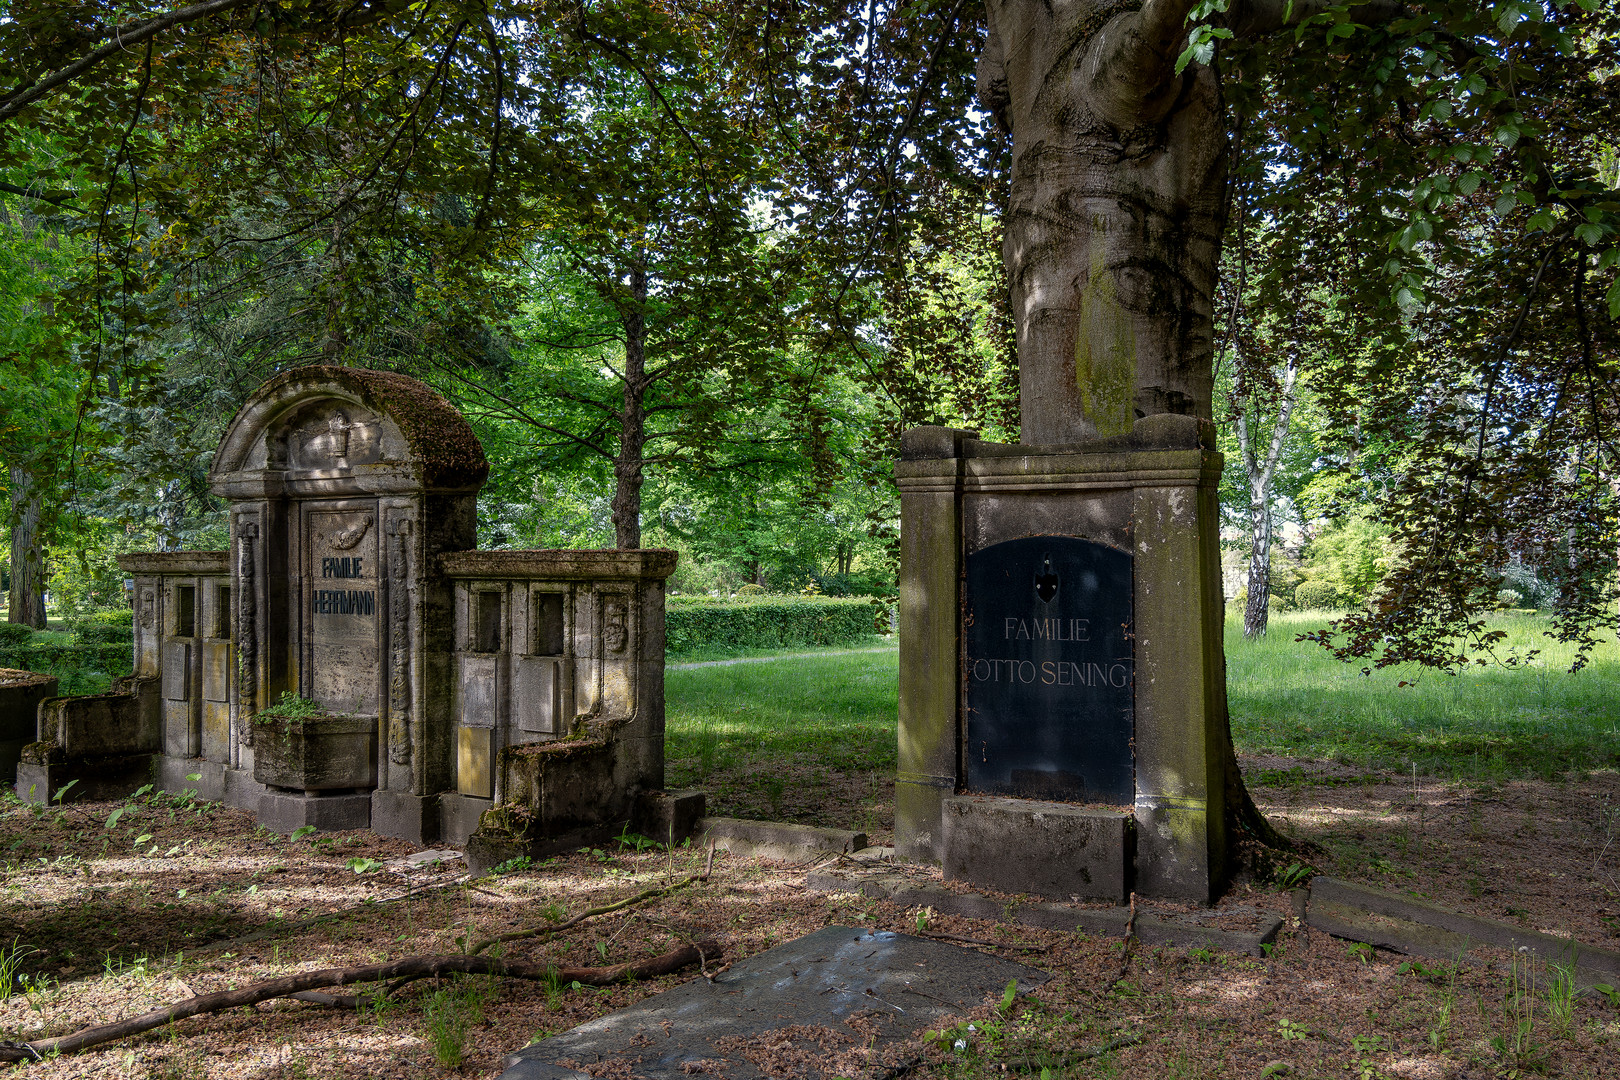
[894,414,1231,903]
[16,366,686,850]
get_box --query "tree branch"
[0,0,252,124]
[0,941,722,1062]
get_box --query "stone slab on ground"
[698,817,866,862]
[499,925,1049,1080]
[1305,876,1620,986]
[807,871,1282,957]
[257,790,372,833]
[942,795,1129,902]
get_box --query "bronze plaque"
[305,505,381,716]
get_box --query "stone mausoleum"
[17,367,681,849]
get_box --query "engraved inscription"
[387,518,412,767]
[964,536,1134,804]
[306,506,381,716]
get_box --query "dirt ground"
[0,759,1614,1079]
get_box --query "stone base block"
[464,821,627,876]
[224,766,265,811]
[943,796,1130,902]
[698,817,866,862]
[15,755,155,804]
[436,792,487,846]
[0,740,28,788]
[158,756,226,802]
[632,789,706,847]
[258,790,373,834]
[370,789,442,845]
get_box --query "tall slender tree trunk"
[610,264,649,550]
[8,464,46,628]
[1234,355,1299,637]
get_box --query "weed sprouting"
[422,974,496,1068]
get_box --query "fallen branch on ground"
[918,932,1048,953]
[469,867,709,956]
[0,940,721,1062]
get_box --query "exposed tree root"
[469,871,706,956]
[0,940,721,1062]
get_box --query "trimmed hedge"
[664,595,891,655]
[0,639,132,678]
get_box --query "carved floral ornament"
[603,595,629,654]
[139,590,155,629]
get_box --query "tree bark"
[611,263,649,550]
[8,464,46,628]
[981,0,1342,858]
[1235,356,1299,637]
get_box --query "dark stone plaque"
[963,536,1133,804]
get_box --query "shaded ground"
[0,760,1615,1079]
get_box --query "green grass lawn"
[1229,611,1620,781]
[664,642,899,830]
[664,612,1620,827]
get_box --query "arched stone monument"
[14,366,684,849]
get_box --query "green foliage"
[1301,514,1393,604]
[664,596,889,656]
[0,623,32,646]
[1294,580,1347,611]
[423,976,495,1069]
[254,693,326,725]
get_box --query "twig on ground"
[468,872,708,957]
[917,932,1048,953]
[0,941,722,1061]
[1075,1033,1141,1059]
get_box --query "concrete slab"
[1306,876,1620,986]
[500,926,1049,1080]
[807,871,1282,957]
[698,817,866,862]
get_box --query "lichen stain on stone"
[1075,234,1136,438]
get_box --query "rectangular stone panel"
[162,643,191,701]
[202,641,230,703]
[202,702,231,762]
[459,654,498,728]
[305,504,380,716]
[457,726,493,798]
[515,655,560,735]
[942,795,1129,902]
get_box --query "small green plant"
[489,855,535,875]
[1188,945,1220,963]
[1346,941,1375,965]
[1274,862,1313,890]
[290,825,317,842]
[422,975,494,1068]
[914,906,934,933]
[254,692,325,725]
[1544,958,1576,1037]
[0,938,34,1002]
[1592,982,1620,1008]
[346,857,384,874]
[998,978,1018,1016]
[1276,1018,1312,1041]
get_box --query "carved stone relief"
[387,518,412,767]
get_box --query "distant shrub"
[735,583,766,596]
[665,596,890,655]
[0,623,34,646]
[70,613,134,644]
[1295,580,1347,610]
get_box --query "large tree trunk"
[610,264,649,550]
[8,464,46,628]
[981,0,1323,856]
